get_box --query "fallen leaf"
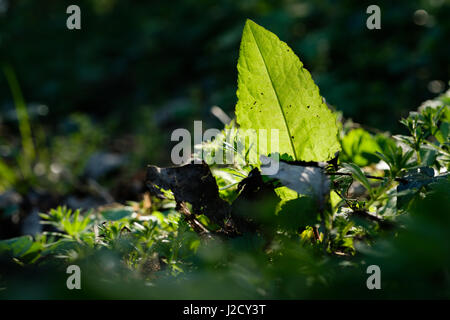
[146,161,230,225]
[261,155,330,207]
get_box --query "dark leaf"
[146,161,230,225]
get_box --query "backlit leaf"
[235,19,340,162]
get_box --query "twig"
[333,190,396,230]
[176,202,213,239]
[333,189,353,208]
[349,210,396,230]
[312,226,320,242]
[326,171,407,183]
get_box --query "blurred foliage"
[1,0,449,131]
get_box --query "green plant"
[1,65,35,188]
[0,20,449,300]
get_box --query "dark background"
[1,0,449,131]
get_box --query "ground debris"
[146,161,230,226]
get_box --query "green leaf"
[341,128,381,166]
[0,235,42,259]
[235,19,340,162]
[101,207,134,221]
[277,196,318,231]
[342,163,372,193]
[0,159,16,191]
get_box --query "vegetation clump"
[0,20,449,300]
